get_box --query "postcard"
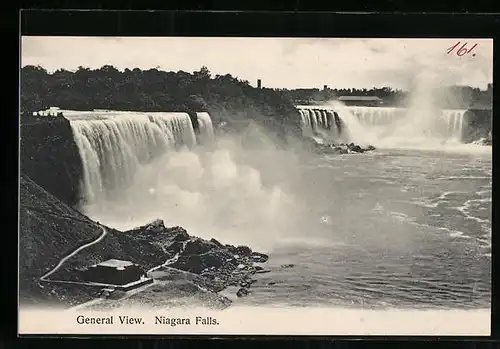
[19,33,492,336]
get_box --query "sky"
[21,37,493,90]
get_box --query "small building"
[338,96,382,107]
[81,259,145,286]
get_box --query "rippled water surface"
[236,148,492,309]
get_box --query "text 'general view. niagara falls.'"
[19,37,493,336]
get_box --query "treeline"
[283,85,492,109]
[20,65,301,137]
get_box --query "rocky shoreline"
[126,219,271,298]
[27,218,271,309]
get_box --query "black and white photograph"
[19,35,492,335]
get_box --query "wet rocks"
[310,140,376,155]
[236,288,250,298]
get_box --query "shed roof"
[97,259,135,269]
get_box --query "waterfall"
[196,112,215,144]
[299,110,313,138]
[442,110,466,141]
[298,107,345,143]
[297,104,469,148]
[64,110,213,203]
[344,106,466,141]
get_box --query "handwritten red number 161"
[447,41,478,56]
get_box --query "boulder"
[146,219,165,231]
[171,232,190,242]
[165,241,185,255]
[183,238,217,255]
[236,288,250,298]
[235,245,252,256]
[209,238,224,248]
[168,249,232,274]
[251,252,269,263]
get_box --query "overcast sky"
[21,37,493,90]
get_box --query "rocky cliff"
[20,113,84,206]
[463,109,493,144]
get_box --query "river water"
[82,138,491,310]
[66,109,492,310]
[233,147,492,309]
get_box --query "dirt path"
[39,225,108,281]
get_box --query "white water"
[299,108,344,143]
[66,110,200,203]
[296,103,487,153]
[196,112,215,144]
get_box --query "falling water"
[66,110,202,203]
[196,112,215,144]
[297,104,468,149]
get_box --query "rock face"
[20,114,83,206]
[463,109,492,144]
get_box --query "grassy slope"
[19,175,107,305]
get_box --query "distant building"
[257,79,262,89]
[81,259,145,285]
[338,96,382,107]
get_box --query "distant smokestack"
[257,79,262,89]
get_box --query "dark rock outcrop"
[236,288,250,298]
[20,114,83,206]
[251,252,269,263]
[463,109,492,144]
[308,139,376,155]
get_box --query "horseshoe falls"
[297,104,490,151]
